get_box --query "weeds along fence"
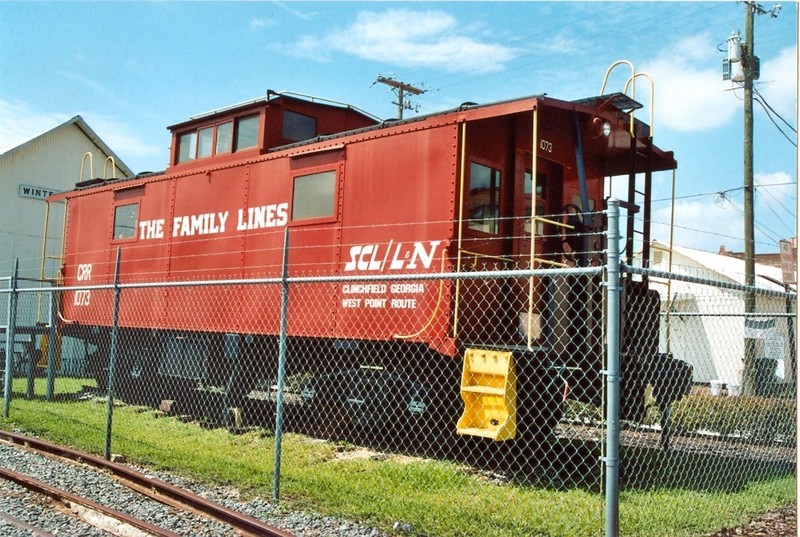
[0,202,796,536]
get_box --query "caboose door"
[456,142,563,345]
[512,152,564,266]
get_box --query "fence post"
[273,228,290,501]
[45,286,57,400]
[605,198,621,537]
[3,259,19,418]
[104,247,122,460]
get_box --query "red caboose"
[47,84,679,442]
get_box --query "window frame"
[282,109,317,142]
[289,168,339,226]
[174,113,261,165]
[177,131,197,163]
[466,160,502,236]
[197,126,214,158]
[112,201,140,242]
[234,114,259,152]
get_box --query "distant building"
[0,115,133,282]
[718,238,797,271]
[644,241,795,390]
[1,116,132,375]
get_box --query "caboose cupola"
[167,91,379,170]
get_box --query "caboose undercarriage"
[67,269,689,449]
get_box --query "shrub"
[670,394,796,443]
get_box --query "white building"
[645,241,795,390]
[1,116,132,374]
[0,116,132,283]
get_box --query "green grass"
[0,378,794,537]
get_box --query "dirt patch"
[706,504,796,536]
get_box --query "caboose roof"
[275,92,677,174]
[166,90,380,132]
[49,90,676,201]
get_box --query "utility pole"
[742,1,758,395]
[725,2,781,394]
[374,76,425,119]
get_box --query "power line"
[755,178,797,215]
[717,192,785,245]
[645,215,779,250]
[754,178,798,235]
[754,86,797,132]
[651,181,797,204]
[752,87,798,147]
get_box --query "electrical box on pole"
[374,76,426,120]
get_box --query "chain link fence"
[1,206,795,535]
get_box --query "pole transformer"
[375,76,425,120]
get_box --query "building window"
[235,115,259,151]
[113,203,138,240]
[468,162,500,234]
[292,171,335,221]
[283,110,317,142]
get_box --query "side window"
[235,115,259,151]
[292,170,336,221]
[113,203,138,240]
[283,110,317,142]
[197,127,214,158]
[174,114,260,164]
[468,162,500,234]
[177,132,196,163]
[216,121,233,154]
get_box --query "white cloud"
[758,45,798,120]
[651,197,745,253]
[287,9,519,74]
[0,98,163,172]
[0,99,71,152]
[649,170,796,253]
[250,18,274,31]
[644,33,739,133]
[83,114,163,162]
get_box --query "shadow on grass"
[10,382,794,496]
[619,443,795,493]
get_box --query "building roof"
[650,241,794,292]
[0,115,134,177]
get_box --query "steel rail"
[0,430,294,537]
[0,465,181,537]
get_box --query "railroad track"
[0,430,293,537]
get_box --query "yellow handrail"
[624,72,655,137]
[394,251,447,340]
[103,155,117,179]
[79,152,94,181]
[599,60,637,136]
[527,106,539,351]
[453,122,468,339]
[533,215,574,230]
[459,250,515,265]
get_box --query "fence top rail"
[0,266,604,293]
[625,264,797,300]
[661,311,796,318]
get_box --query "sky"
[1,1,797,255]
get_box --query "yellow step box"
[456,348,516,441]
